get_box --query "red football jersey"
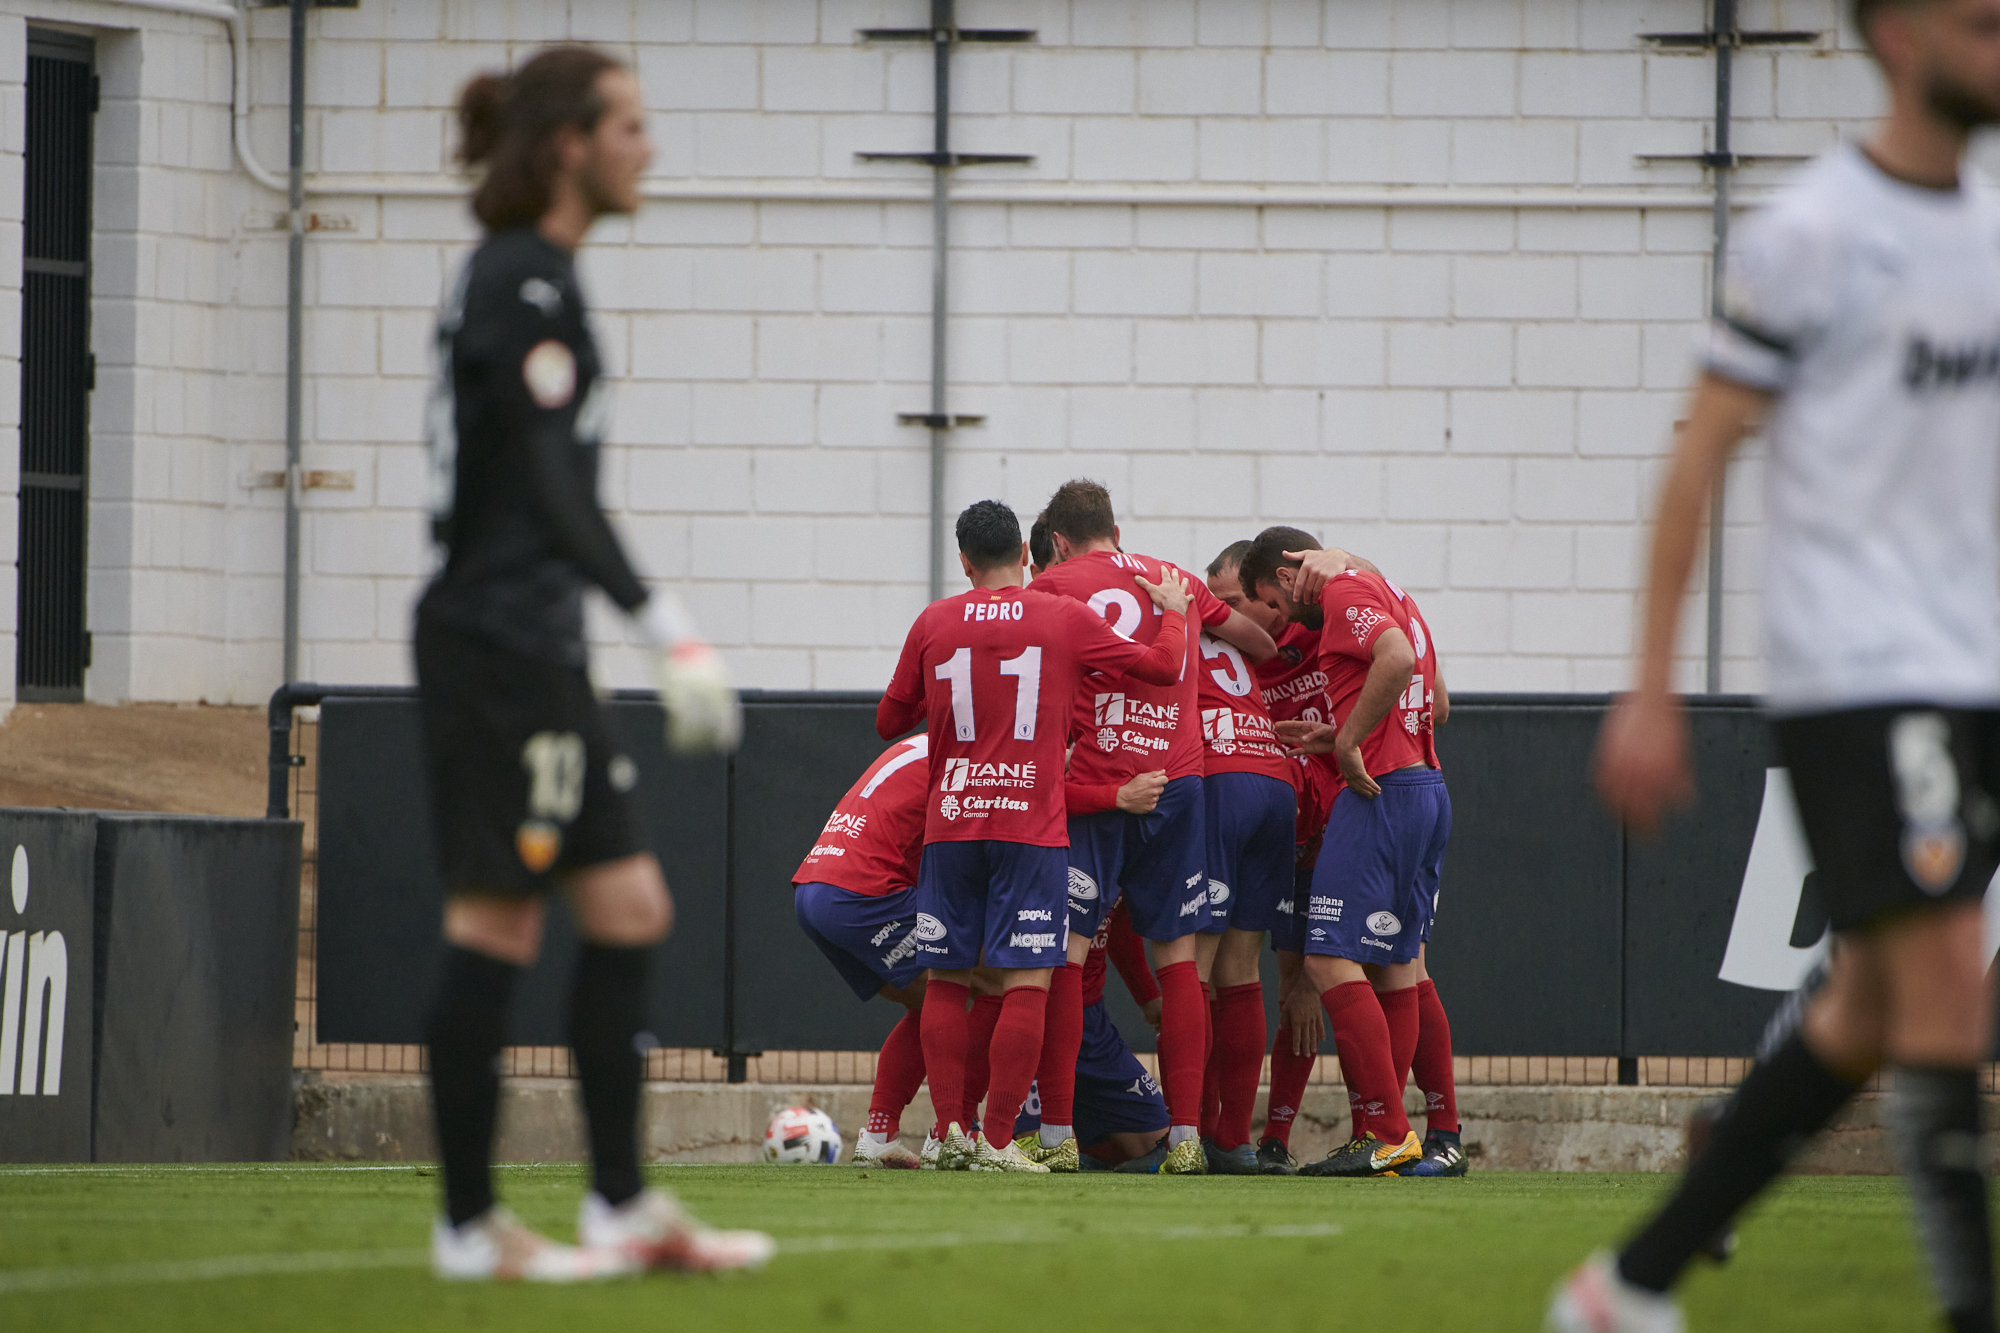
[1255,621,1333,726]
[1195,633,1294,783]
[1029,550,1231,786]
[792,735,930,897]
[1315,570,1442,780]
[881,585,1186,847]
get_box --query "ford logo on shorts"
[1208,880,1230,905]
[1366,911,1402,937]
[913,913,947,941]
[1067,867,1099,902]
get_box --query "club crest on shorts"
[515,819,562,874]
[1890,712,1966,893]
[1903,828,1965,894]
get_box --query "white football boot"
[579,1189,777,1273]
[851,1133,923,1169]
[432,1207,636,1282]
[968,1135,1051,1173]
[1546,1252,1685,1333]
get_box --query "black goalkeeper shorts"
[1772,705,2000,933]
[413,619,645,896]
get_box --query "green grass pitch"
[0,1163,1931,1331]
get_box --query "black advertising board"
[0,809,95,1162]
[314,695,727,1049]
[91,816,303,1162]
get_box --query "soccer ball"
[763,1105,842,1165]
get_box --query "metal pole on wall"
[926,0,951,603]
[1703,0,1735,696]
[281,0,307,683]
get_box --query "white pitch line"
[0,1222,1341,1293]
[0,1249,427,1295]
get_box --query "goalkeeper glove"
[639,598,742,755]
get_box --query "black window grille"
[16,30,94,701]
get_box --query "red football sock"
[1155,960,1208,1128]
[1263,1018,1317,1147]
[1379,984,1420,1107]
[920,979,971,1139]
[1414,979,1460,1134]
[961,993,1004,1132]
[1323,980,1410,1142]
[1200,983,1221,1139]
[1214,982,1267,1151]
[982,986,1048,1148]
[867,1009,926,1136]
[1035,964,1084,1131]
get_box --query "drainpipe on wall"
[281,0,305,684]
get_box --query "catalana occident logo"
[1,845,69,1096]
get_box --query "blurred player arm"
[1594,372,1769,831]
[521,408,650,613]
[1433,666,1450,728]
[1066,769,1167,817]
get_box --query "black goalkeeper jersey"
[418,226,648,667]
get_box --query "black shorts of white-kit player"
[414,616,644,894]
[1772,706,2000,933]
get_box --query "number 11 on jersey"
[936,647,1044,742]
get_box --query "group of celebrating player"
[794,480,1465,1179]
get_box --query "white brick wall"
[0,0,1902,706]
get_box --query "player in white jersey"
[1552,3,2000,1331]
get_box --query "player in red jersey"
[792,733,934,1169]
[1211,540,1394,1173]
[1241,526,1459,1178]
[1190,543,1301,1174]
[876,500,1193,1172]
[1027,480,1277,1176]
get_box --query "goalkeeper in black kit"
[416,45,769,1281]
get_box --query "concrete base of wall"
[292,1072,1903,1174]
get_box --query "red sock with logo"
[983,985,1048,1148]
[1214,982,1267,1151]
[960,993,1004,1132]
[1033,963,1083,1134]
[920,980,971,1139]
[1414,979,1459,1134]
[867,1009,926,1136]
[1379,985,1420,1109]
[1155,960,1208,1128]
[1323,981,1410,1143]
[1263,1019,1317,1147]
[1200,983,1222,1139]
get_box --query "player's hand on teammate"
[1333,736,1379,799]
[1276,719,1336,754]
[1132,568,1191,615]
[1280,975,1326,1055]
[1140,996,1163,1036]
[1282,547,1355,603]
[1594,691,1694,835]
[1115,769,1169,814]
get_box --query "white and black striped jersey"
[1705,142,2000,714]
